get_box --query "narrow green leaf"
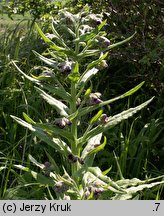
[82,133,102,159]
[87,136,107,156]
[32,50,58,69]
[78,97,154,146]
[35,23,64,51]
[10,115,71,155]
[79,67,99,86]
[29,154,44,169]
[41,84,72,103]
[86,52,108,71]
[90,109,103,124]
[35,123,74,143]
[12,61,40,84]
[23,112,36,124]
[35,87,69,117]
[108,32,137,50]
[77,81,147,118]
[102,166,112,176]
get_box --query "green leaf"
[32,50,58,69]
[86,52,108,71]
[10,115,71,155]
[108,32,137,50]
[102,166,112,176]
[78,97,154,145]
[12,61,40,84]
[82,133,102,164]
[12,61,71,103]
[23,112,36,124]
[35,23,64,51]
[51,19,68,49]
[87,136,107,156]
[35,87,69,117]
[77,81,146,118]
[88,167,125,192]
[41,84,72,103]
[29,154,44,169]
[35,123,74,143]
[90,109,103,124]
[113,179,164,200]
[79,67,99,86]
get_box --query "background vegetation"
[0,0,163,199]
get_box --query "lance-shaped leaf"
[82,133,102,159]
[112,178,164,200]
[12,61,71,102]
[41,84,72,103]
[10,115,72,156]
[35,86,69,117]
[35,23,65,51]
[87,167,125,192]
[35,123,74,143]
[51,19,68,49]
[78,97,154,146]
[12,61,40,84]
[14,165,55,186]
[29,154,44,169]
[107,32,137,50]
[32,50,58,69]
[79,67,99,86]
[82,134,107,167]
[77,81,145,118]
[78,52,108,88]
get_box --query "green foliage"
[9,7,164,200]
[1,0,71,20]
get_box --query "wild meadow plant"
[11,7,164,199]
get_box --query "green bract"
[11,8,162,200]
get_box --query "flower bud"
[84,189,91,199]
[98,36,110,48]
[97,60,108,70]
[82,14,103,27]
[68,153,78,163]
[88,92,102,106]
[54,181,68,193]
[58,61,72,74]
[94,187,104,199]
[43,161,51,176]
[54,117,72,129]
[78,157,85,165]
[76,98,81,107]
[99,114,109,124]
[44,161,51,168]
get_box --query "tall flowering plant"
[11,7,163,200]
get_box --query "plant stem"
[70,24,80,177]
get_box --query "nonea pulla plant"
[11,7,164,200]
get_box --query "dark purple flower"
[58,61,72,74]
[54,181,68,193]
[68,153,78,163]
[54,117,72,128]
[88,92,102,105]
